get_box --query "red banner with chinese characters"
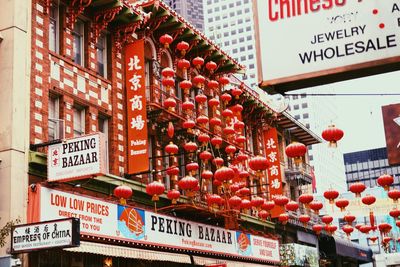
[263,128,284,218]
[125,39,149,174]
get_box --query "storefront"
[25,184,280,266]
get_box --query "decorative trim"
[66,0,92,29]
[114,21,142,53]
[91,6,123,43]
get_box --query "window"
[98,115,109,173]
[248,54,254,59]
[249,63,254,69]
[238,28,243,33]
[247,44,253,50]
[231,30,236,35]
[237,10,242,15]
[49,3,59,52]
[240,47,245,52]
[224,41,229,46]
[303,113,309,119]
[246,35,252,41]
[229,3,234,8]
[240,56,246,61]
[302,103,308,108]
[73,106,85,137]
[294,115,300,120]
[232,48,238,53]
[208,18,213,23]
[294,104,299,110]
[245,8,250,13]
[301,94,306,98]
[224,32,229,37]
[246,26,251,31]
[48,96,60,140]
[96,34,107,77]
[73,19,85,66]
[232,39,237,45]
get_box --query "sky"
[291,70,400,154]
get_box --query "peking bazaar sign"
[254,0,400,92]
[263,128,284,218]
[47,133,106,182]
[125,39,149,174]
[28,185,280,263]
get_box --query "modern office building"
[344,147,400,188]
[166,0,205,31]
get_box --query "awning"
[319,236,373,263]
[193,256,275,267]
[297,230,318,246]
[64,241,191,264]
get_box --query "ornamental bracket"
[114,21,142,53]
[66,0,93,29]
[91,5,123,44]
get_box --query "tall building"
[166,0,205,31]
[344,147,400,188]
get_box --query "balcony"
[284,158,314,185]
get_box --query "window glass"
[48,96,60,140]
[73,106,85,137]
[73,19,84,66]
[96,34,107,77]
[49,4,59,52]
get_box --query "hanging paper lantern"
[113,185,133,205]
[223,126,235,137]
[238,170,250,179]
[146,181,165,202]
[178,175,199,197]
[251,197,265,209]
[161,67,175,78]
[286,201,299,212]
[322,125,344,147]
[201,170,213,180]
[199,151,212,163]
[388,189,400,203]
[164,97,177,111]
[378,223,392,235]
[179,80,192,95]
[159,34,173,48]
[196,115,209,127]
[360,225,371,234]
[229,183,240,194]
[214,166,234,183]
[210,117,222,127]
[232,104,243,116]
[166,166,179,181]
[162,77,175,90]
[234,121,245,132]
[349,182,366,198]
[193,75,205,88]
[225,145,237,157]
[231,87,243,99]
[313,224,323,235]
[182,119,195,132]
[192,57,204,69]
[249,155,269,176]
[165,142,178,155]
[207,80,219,91]
[221,93,232,104]
[237,187,251,197]
[213,179,222,187]
[369,236,378,243]
[309,201,323,215]
[396,220,400,228]
[261,200,275,211]
[362,195,376,206]
[207,194,223,209]
[198,133,210,146]
[167,121,174,139]
[326,224,337,235]
[177,59,190,70]
[298,193,314,208]
[212,157,224,168]
[273,195,289,207]
[278,213,289,225]
[205,61,217,73]
[377,174,394,191]
[184,141,198,153]
[211,136,223,149]
[195,94,207,104]
[241,199,252,212]
[186,162,199,175]
[335,198,349,212]
[321,215,333,225]
[235,135,246,145]
[389,208,400,219]
[342,225,354,237]
[285,142,307,165]
[355,224,364,231]
[236,151,248,162]
[228,195,242,209]
[299,214,311,227]
[222,108,234,119]
[343,214,356,225]
[259,210,269,220]
[208,98,220,110]
[383,237,392,244]
[167,189,181,204]
[182,100,195,114]
[176,41,189,55]
[219,76,230,88]
[323,189,339,204]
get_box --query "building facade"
[166,0,204,31]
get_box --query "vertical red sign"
[125,39,149,174]
[263,128,284,218]
[382,104,400,165]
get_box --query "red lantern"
[214,166,234,183]
[164,97,177,111]
[159,34,173,48]
[396,220,400,228]
[228,195,242,209]
[259,210,269,220]
[278,213,289,225]
[167,121,174,139]
[313,224,323,235]
[378,223,392,234]
[182,100,195,114]
[355,224,363,231]
[236,151,248,162]
[298,194,314,208]
[383,237,392,244]
[251,197,265,209]
[322,125,344,147]
[389,208,400,219]
[178,175,199,197]
[238,187,251,197]
[249,156,269,175]
[162,77,175,89]
[212,157,224,168]
[219,76,230,87]
[201,170,213,180]
[235,135,246,145]
[186,162,199,175]
[321,215,333,225]
[192,57,204,69]
[344,214,356,225]
[335,198,349,212]
[196,115,209,126]
[231,87,242,99]
[349,182,366,198]
[222,108,233,119]
[324,189,339,204]
[225,145,236,156]
[221,93,232,104]
[299,214,311,227]
[165,142,178,155]
[286,201,299,212]
[166,166,179,181]
[161,67,175,78]
[199,151,212,162]
[167,189,180,204]
[182,119,195,132]
[237,170,249,179]
[261,200,275,211]
[180,80,192,94]
[234,121,245,131]
[388,189,400,203]
[184,141,198,153]
[208,98,220,109]
[359,225,372,234]
[369,236,378,243]
[207,80,219,90]
[146,181,165,202]
[309,201,323,215]
[223,126,235,137]
[362,195,376,206]
[113,185,133,205]
[285,142,307,165]
[273,195,289,207]
[176,41,189,55]
[232,104,243,115]
[326,224,337,234]
[377,174,394,191]
[241,199,252,212]
[198,133,210,146]
[177,59,190,70]
[342,225,354,237]
[207,194,223,209]
[229,183,240,193]
[210,117,222,127]
[195,94,207,104]
[211,136,223,149]
[205,61,217,73]
[193,75,205,88]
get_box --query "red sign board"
[206,264,227,267]
[263,128,284,218]
[125,40,149,174]
[382,104,400,165]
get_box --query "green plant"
[0,218,21,247]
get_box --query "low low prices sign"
[11,218,80,253]
[255,0,400,88]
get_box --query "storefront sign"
[30,185,280,263]
[125,39,149,174]
[263,128,284,218]
[382,104,400,165]
[47,133,106,182]
[11,218,80,253]
[255,0,400,88]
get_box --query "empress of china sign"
[47,133,106,182]
[255,0,400,87]
[30,185,280,263]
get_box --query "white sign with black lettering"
[47,133,106,182]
